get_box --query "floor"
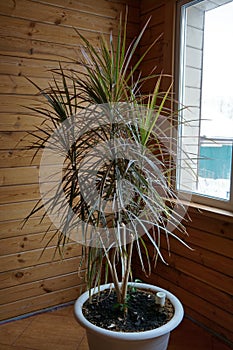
[0,305,231,350]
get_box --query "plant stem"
[120,236,134,306]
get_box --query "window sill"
[185,201,233,223]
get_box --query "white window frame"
[175,0,233,212]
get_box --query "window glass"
[177,0,233,209]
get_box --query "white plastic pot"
[74,282,184,350]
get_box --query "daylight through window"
[177,0,233,211]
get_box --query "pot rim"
[74,282,184,341]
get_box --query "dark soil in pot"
[82,288,174,332]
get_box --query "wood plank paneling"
[0,184,40,204]
[0,243,80,273]
[162,240,233,277]
[0,55,62,77]
[0,114,43,132]
[0,16,122,44]
[0,35,81,61]
[0,231,60,256]
[160,247,233,295]
[0,167,39,185]
[0,285,85,321]
[134,209,233,345]
[37,0,140,15]
[139,0,176,105]
[0,271,85,305]
[186,211,233,240]
[1,0,139,24]
[155,261,233,314]
[183,227,232,258]
[0,201,42,222]
[0,0,140,322]
[0,95,44,113]
[155,275,233,341]
[0,75,55,95]
[0,216,53,239]
[0,150,41,168]
[0,132,36,150]
[0,256,82,289]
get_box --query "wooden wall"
[137,0,233,346]
[139,0,175,92]
[0,0,140,321]
[134,208,233,344]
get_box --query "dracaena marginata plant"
[25,12,190,312]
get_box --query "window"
[176,0,233,211]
